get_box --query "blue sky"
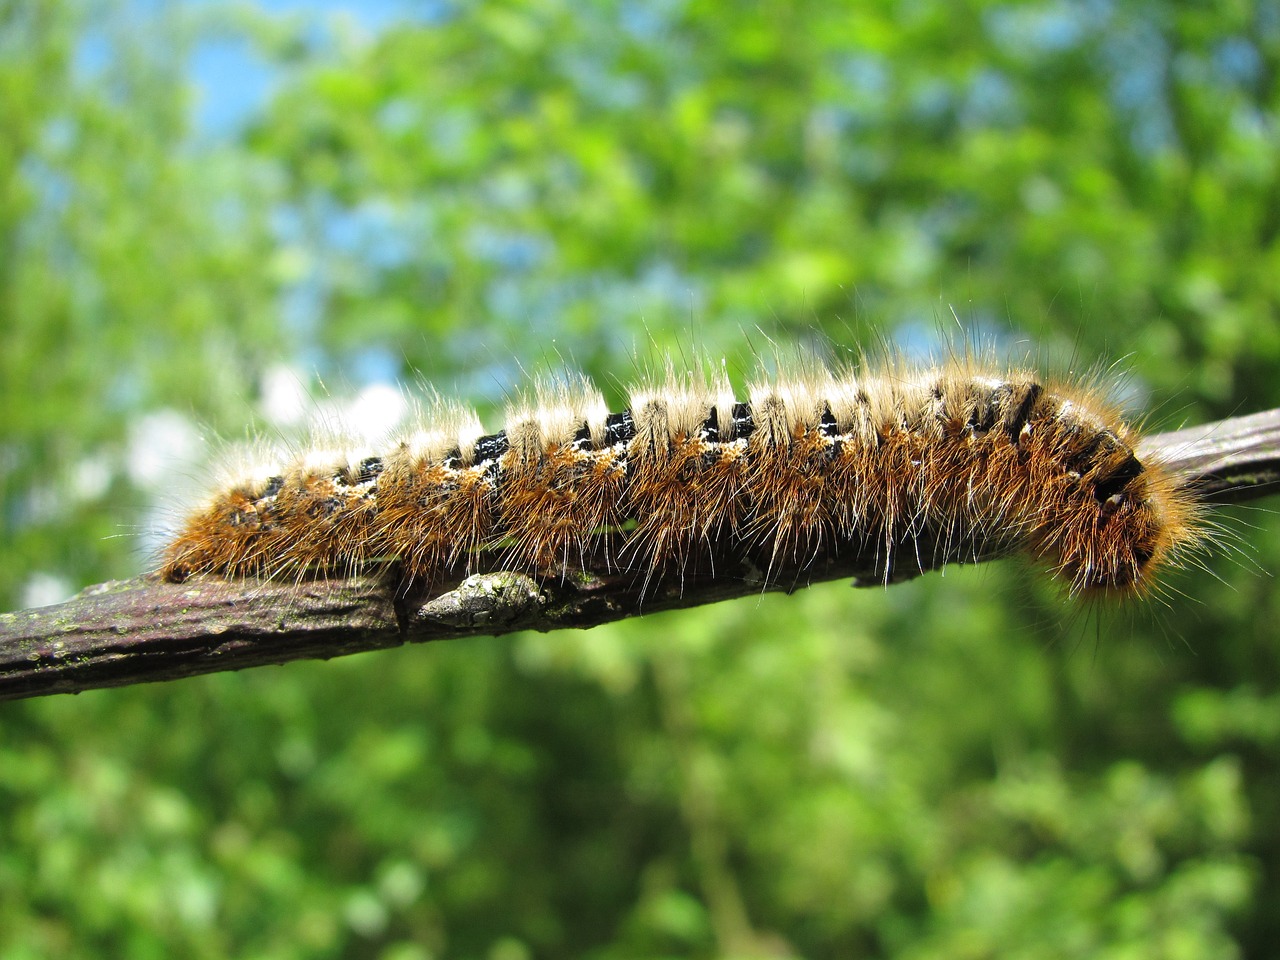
[189,0,426,136]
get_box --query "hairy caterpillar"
[160,357,1204,597]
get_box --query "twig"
[1137,407,1280,501]
[2,408,1277,702]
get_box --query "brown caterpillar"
[160,359,1204,597]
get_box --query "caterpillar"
[160,357,1204,598]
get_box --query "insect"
[161,356,1204,598]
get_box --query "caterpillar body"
[161,359,1202,597]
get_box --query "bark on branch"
[2,407,1278,702]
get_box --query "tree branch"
[3,407,1278,702]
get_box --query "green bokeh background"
[3,1,1280,957]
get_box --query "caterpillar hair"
[159,353,1206,599]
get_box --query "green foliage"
[2,0,1280,956]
